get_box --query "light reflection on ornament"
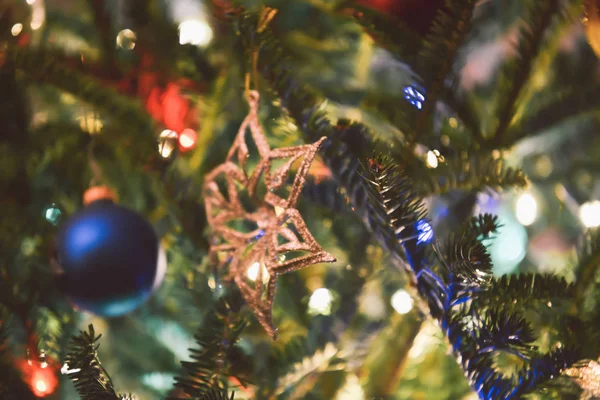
[178,128,198,152]
[44,204,62,225]
[11,23,23,36]
[579,200,600,228]
[246,261,269,283]
[178,20,213,47]
[404,85,426,110]
[116,29,137,50]
[391,289,413,315]
[308,288,333,316]
[515,193,537,226]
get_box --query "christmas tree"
[2,0,600,399]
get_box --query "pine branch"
[64,324,120,400]
[415,153,527,196]
[414,0,477,140]
[6,46,158,153]
[198,389,235,400]
[342,3,422,66]
[170,289,248,399]
[506,85,600,144]
[470,274,574,310]
[443,231,493,285]
[573,229,600,309]
[467,213,502,240]
[490,0,562,146]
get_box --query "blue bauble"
[56,200,166,317]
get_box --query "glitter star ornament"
[203,90,335,338]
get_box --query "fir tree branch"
[64,324,120,400]
[489,0,562,147]
[170,289,249,399]
[573,229,600,310]
[415,153,527,196]
[414,0,477,141]
[6,46,158,154]
[341,3,422,67]
[443,231,493,285]
[506,85,600,144]
[467,213,502,240]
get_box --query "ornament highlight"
[55,193,166,317]
[203,90,335,338]
[43,204,62,226]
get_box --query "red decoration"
[178,128,198,152]
[16,358,59,398]
[356,0,446,35]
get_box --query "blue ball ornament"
[55,199,166,317]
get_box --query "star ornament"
[203,91,336,338]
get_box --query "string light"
[404,85,426,110]
[308,288,334,315]
[43,204,62,226]
[178,128,198,152]
[178,20,213,47]
[416,219,434,244]
[515,193,537,226]
[391,289,413,314]
[11,23,23,36]
[30,0,45,31]
[579,200,600,228]
[426,150,439,168]
[158,129,178,158]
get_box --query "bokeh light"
[246,261,269,284]
[515,193,537,226]
[11,23,23,36]
[178,128,198,152]
[391,289,413,315]
[178,20,213,47]
[579,200,600,228]
[43,204,62,226]
[426,150,439,168]
[116,29,136,50]
[308,288,334,316]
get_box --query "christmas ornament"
[584,0,600,58]
[55,187,166,317]
[203,90,336,338]
[356,0,446,35]
[16,350,58,398]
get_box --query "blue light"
[416,219,433,244]
[404,85,426,110]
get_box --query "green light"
[44,204,62,226]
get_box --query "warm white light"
[35,379,47,393]
[178,20,213,47]
[77,113,103,134]
[246,262,269,283]
[11,23,23,36]
[158,129,178,158]
[27,0,36,4]
[516,193,537,226]
[391,289,413,315]
[30,0,45,31]
[308,288,333,315]
[116,29,136,50]
[178,132,195,148]
[579,200,600,228]
[426,150,439,168]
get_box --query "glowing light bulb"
[426,150,439,168]
[178,128,198,152]
[35,379,47,394]
[158,129,178,158]
[27,0,36,4]
[11,23,23,36]
[308,288,334,316]
[178,20,213,47]
[515,193,537,226]
[403,85,426,110]
[246,262,269,283]
[391,289,413,315]
[579,200,600,228]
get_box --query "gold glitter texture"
[203,90,335,338]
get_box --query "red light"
[178,128,198,152]
[29,366,57,397]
